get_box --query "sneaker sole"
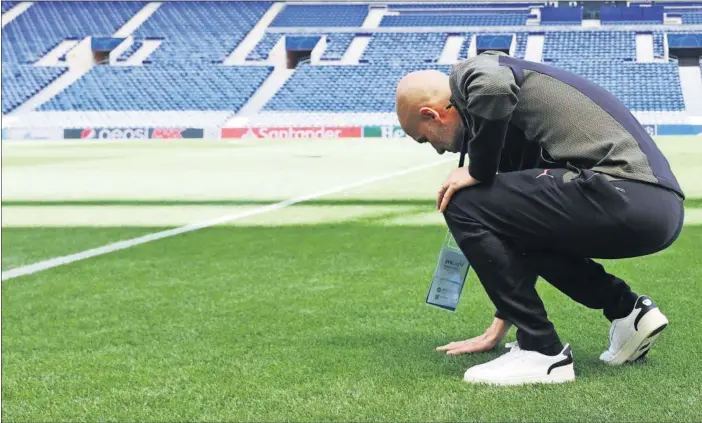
[601,308,669,365]
[463,365,575,386]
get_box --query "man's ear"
[419,107,438,120]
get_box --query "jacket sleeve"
[449,55,520,183]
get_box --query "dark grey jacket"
[448,51,684,198]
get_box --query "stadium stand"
[128,1,271,64]
[458,34,474,60]
[362,32,448,63]
[542,30,686,111]
[36,1,274,114]
[1,1,16,13]
[264,63,451,113]
[116,40,143,62]
[1,1,144,64]
[1,1,700,127]
[605,21,662,25]
[248,33,284,61]
[514,32,528,58]
[321,33,356,60]
[380,13,528,27]
[543,31,637,61]
[552,61,685,111]
[386,3,540,9]
[270,4,368,27]
[653,31,665,58]
[681,12,702,24]
[1,1,143,114]
[2,65,66,114]
[248,32,355,61]
[39,65,272,112]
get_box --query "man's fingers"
[436,336,486,352]
[436,184,448,210]
[445,341,489,355]
[439,184,458,213]
[436,340,467,351]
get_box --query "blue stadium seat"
[264,63,452,113]
[321,33,355,60]
[545,21,582,25]
[653,31,665,58]
[270,5,368,27]
[603,20,662,25]
[681,12,702,24]
[1,1,17,13]
[363,33,448,63]
[248,33,355,61]
[2,1,144,64]
[387,3,541,9]
[514,32,529,58]
[39,65,272,112]
[381,13,528,27]
[543,31,637,61]
[1,2,691,115]
[116,40,143,62]
[1,1,142,113]
[130,1,271,64]
[550,60,685,111]
[248,33,284,61]
[2,65,67,113]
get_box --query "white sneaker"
[600,295,669,365]
[463,343,575,386]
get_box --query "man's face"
[410,109,467,155]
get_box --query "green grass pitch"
[2,223,701,422]
[2,136,701,421]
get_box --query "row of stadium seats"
[247,33,282,61]
[681,12,702,24]
[246,31,682,66]
[269,3,539,28]
[262,60,685,113]
[128,1,270,64]
[552,61,685,111]
[270,4,368,27]
[39,65,272,112]
[117,40,143,62]
[3,1,271,66]
[264,63,452,113]
[380,13,529,27]
[386,3,540,9]
[1,1,697,116]
[363,33,449,63]
[604,20,662,25]
[543,31,637,60]
[247,33,355,61]
[248,31,536,65]
[2,1,144,64]
[1,1,16,13]
[2,65,67,114]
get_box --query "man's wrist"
[487,317,512,340]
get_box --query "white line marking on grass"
[2,158,454,281]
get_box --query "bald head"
[394,70,463,155]
[395,70,452,135]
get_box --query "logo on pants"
[536,169,554,179]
